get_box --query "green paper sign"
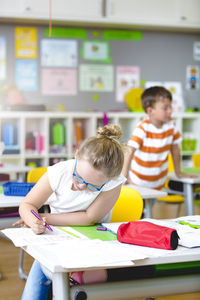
[45,27,87,39]
[102,30,142,41]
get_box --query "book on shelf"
[74,121,83,147]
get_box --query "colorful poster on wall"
[145,81,184,113]
[15,60,37,91]
[186,65,199,90]
[81,40,111,63]
[15,27,37,59]
[116,66,140,102]
[41,68,77,95]
[41,39,78,68]
[0,37,6,80]
[79,64,113,92]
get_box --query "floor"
[1,202,200,300]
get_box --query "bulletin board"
[0,23,199,112]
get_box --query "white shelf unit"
[107,112,144,143]
[0,111,200,167]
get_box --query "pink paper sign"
[41,68,77,95]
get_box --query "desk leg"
[18,249,28,280]
[52,272,70,300]
[144,199,152,218]
[184,183,194,216]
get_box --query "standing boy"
[122,86,195,189]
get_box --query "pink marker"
[31,209,53,232]
[96,226,107,231]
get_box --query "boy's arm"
[122,145,136,180]
[171,144,197,178]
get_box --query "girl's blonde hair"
[76,124,124,179]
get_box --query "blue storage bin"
[2,182,35,196]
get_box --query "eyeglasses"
[72,160,106,192]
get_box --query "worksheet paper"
[2,224,175,265]
[1,227,71,247]
[27,239,147,270]
[1,227,148,268]
[142,217,200,248]
[102,217,200,248]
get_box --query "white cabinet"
[0,0,23,15]
[0,0,199,31]
[21,0,50,17]
[106,0,179,26]
[106,0,200,30]
[0,0,104,21]
[51,0,103,19]
[178,0,200,25]
[0,111,200,168]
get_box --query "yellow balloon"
[125,87,144,112]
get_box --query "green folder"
[182,167,200,174]
[59,225,117,241]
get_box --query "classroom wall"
[0,23,200,112]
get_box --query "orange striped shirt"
[127,117,181,189]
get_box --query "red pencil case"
[117,221,179,250]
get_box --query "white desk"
[0,194,24,208]
[0,194,24,226]
[126,184,167,218]
[0,194,23,228]
[168,172,200,216]
[23,239,200,300]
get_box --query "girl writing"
[17,124,126,300]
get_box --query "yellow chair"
[18,167,47,280]
[192,153,200,208]
[111,186,143,222]
[156,154,184,217]
[27,167,47,183]
[192,153,200,168]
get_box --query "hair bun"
[97,124,122,141]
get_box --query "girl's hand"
[13,219,30,228]
[31,217,47,235]
[13,217,47,234]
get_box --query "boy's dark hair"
[141,86,172,112]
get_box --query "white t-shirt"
[46,160,126,222]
